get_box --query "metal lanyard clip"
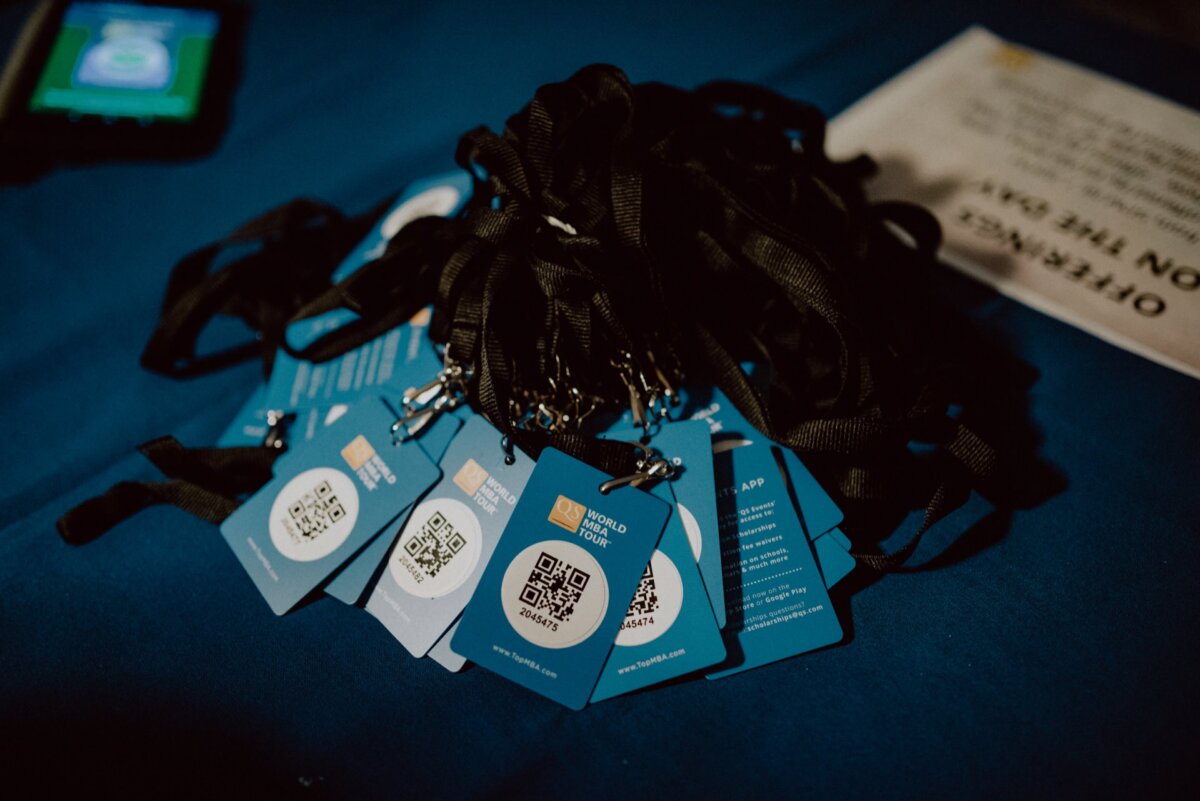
[263,410,296,450]
[598,444,676,494]
[391,351,472,444]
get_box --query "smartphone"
[0,0,244,173]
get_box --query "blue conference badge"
[687,384,851,563]
[706,441,843,679]
[323,410,464,604]
[428,622,467,672]
[285,170,471,348]
[263,310,442,412]
[330,171,472,285]
[776,439,844,540]
[591,479,725,702]
[263,171,472,413]
[217,385,348,451]
[219,398,440,615]
[646,420,725,626]
[599,417,726,627]
[366,415,535,657]
[452,448,669,709]
[813,527,856,588]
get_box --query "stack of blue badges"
[217,173,858,706]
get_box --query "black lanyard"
[62,64,1030,570]
[140,196,389,379]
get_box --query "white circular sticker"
[678,502,702,561]
[501,540,609,650]
[380,186,462,241]
[389,498,482,598]
[268,467,359,562]
[614,549,684,647]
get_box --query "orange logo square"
[548,495,585,532]
[453,458,489,496]
[341,435,376,471]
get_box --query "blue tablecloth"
[2,1,1197,797]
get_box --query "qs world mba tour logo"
[340,435,376,471]
[453,458,489,496]
[548,495,586,533]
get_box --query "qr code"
[402,510,467,578]
[519,552,591,623]
[285,480,346,543]
[627,562,659,617]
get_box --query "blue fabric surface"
[1,1,1197,797]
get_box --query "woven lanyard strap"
[277,67,1017,566]
[65,66,1028,569]
[57,437,280,545]
[141,197,385,379]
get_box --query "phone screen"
[27,2,220,122]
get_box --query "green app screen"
[29,2,219,121]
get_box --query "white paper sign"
[829,27,1200,379]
